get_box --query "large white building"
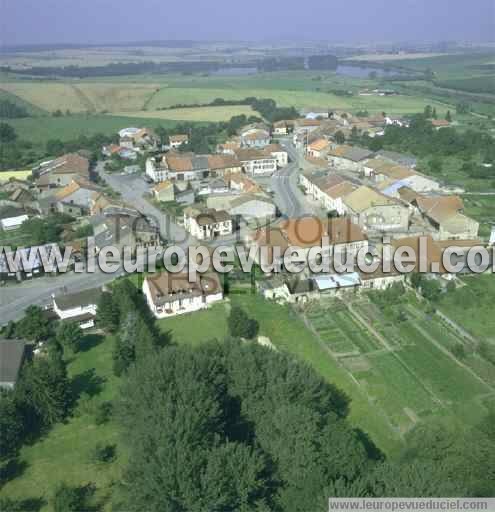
[143,272,223,319]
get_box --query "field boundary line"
[345,301,446,409]
[406,304,495,394]
[297,306,402,439]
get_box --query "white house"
[234,148,278,176]
[169,134,189,149]
[240,128,271,148]
[184,207,233,240]
[52,287,102,329]
[0,214,29,231]
[264,144,288,167]
[143,272,223,319]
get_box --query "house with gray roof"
[0,339,27,389]
[53,287,103,329]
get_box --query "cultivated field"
[303,293,493,436]
[116,105,257,122]
[1,77,450,115]
[0,82,160,113]
[147,85,448,114]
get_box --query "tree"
[334,130,346,144]
[0,390,24,461]
[0,122,17,143]
[96,292,119,332]
[446,110,452,122]
[424,105,433,118]
[113,312,138,376]
[46,139,65,155]
[90,442,116,464]
[420,278,442,302]
[15,305,52,342]
[428,156,443,174]
[228,306,259,339]
[16,355,71,430]
[56,321,83,353]
[0,498,24,512]
[432,107,437,119]
[52,483,89,512]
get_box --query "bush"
[91,442,116,464]
[452,343,467,359]
[228,306,259,339]
[94,401,113,425]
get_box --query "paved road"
[98,163,195,246]
[0,266,125,325]
[270,140,317,218]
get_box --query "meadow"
[437,274,495,340]
[0,170,32,181]
[115,105,257,122]
[1,73,450,116]
[7,114,180,144]
[0,334,125,511]
[463,195,495,237]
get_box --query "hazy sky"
[1,0,494,46]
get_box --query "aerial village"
[0,108,490,343]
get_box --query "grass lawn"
[437,274,495,340]
[0,334,125,511]
[0,170,32,181]
[157,302,229,346]
[115,105,256,122]
[463,195,495,238]
[7,114,180,145]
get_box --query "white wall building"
[52,288,102,329]
[184,207,233,240]
[143,272,223,319]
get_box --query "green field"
[463,195,495,237]
[437,274,495,340]
[304,294,493,436]
[7,114,180,144]
[158,302,229,346]
[0,170,32,181]
[116,105,256,122]
[0,82,161,113]
[0,334,125,510]
[385,53,495,80]
[1,73,450,117]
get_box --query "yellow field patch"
[0,170,32,182]
[0,82,159,113]
[113,105,257,122]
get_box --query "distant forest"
[0,55,339,78]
